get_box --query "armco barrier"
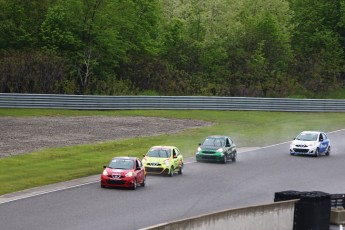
[139,200,298,230]
[1,93,345,111]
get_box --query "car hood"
[144,157,168,164]
[106,168,132,175]
[200,145,223,151]
[291,140,317,146]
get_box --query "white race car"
[290,131,331,157]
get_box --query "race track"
[1,130,344,230]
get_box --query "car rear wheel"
[178,164,183,175]
[141,176,146,187]
[325,146,331,156]
[314,148,319,157]
[231,152,237,162]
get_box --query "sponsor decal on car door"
[319,140,328,153]
[318,134,328,153]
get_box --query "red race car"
[101,157,146,190]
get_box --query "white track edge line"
[0,180,99,204]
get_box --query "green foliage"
[86,74,132,95]
[0,0,51,50]
[0,50,68,93]
[0,0,344,97]
[139,90,159,96]
[40,1,82,53]
[289,0,345,93]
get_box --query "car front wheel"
[169,167,174,177]
[314,148,319,157]
[132,179,137,190]
[222,155,227,164]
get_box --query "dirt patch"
[0,116,213,158]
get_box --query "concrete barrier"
[331,208,345,225]
[140,200,298,230]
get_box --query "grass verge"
[0,109,344,195]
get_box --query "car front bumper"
[290,147,316,155]
[196,152,224,162]
[100,175,135,188]
[144,166,170,175]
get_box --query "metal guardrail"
[0,93,345,112]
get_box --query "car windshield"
[203,138,225,147]
[296,133,318,141]
[147,149,171,158]
[108,159,134,170]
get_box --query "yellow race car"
[142,146,184,176]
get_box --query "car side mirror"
[198,143,201,146]
[173,155,177,158]
[136,167,141,171]
[103,165,107,169]
[143,154,146,157]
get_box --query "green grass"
[1,109,345,195]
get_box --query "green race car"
[142,146,184,176]
[196,135,237,163]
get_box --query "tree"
[222,0,294,96]
[289,0,345,93]
[0,50,67,93]
[0,0,51,50]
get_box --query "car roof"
[299,131,323,134]
[111,156,137,161]
[150,146,176,149]
[206,135,228,138]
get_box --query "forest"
[0,0,345,98]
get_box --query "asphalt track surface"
[1,130,345,230]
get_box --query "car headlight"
[164,159,170,166]
[125,172,134,177]
[217,148,224,152]
[309,142,319,148]
[197,147,201,151]
[102,170,108,176]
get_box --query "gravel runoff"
[0,116,213,158]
